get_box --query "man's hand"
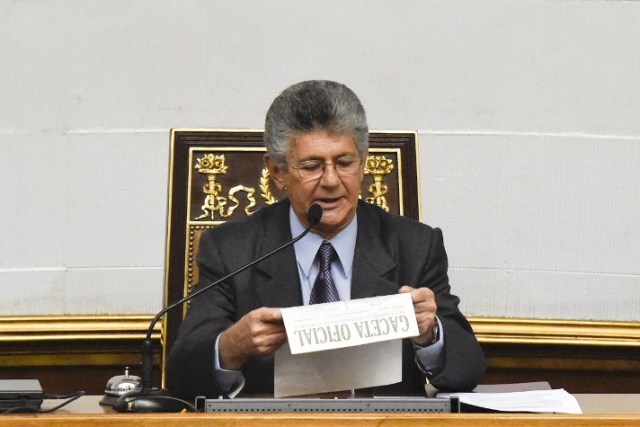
[219,307,287,370]
[399,285,437,346]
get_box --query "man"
[166,80,485,400]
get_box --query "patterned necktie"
[309,241,340,304]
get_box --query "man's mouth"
[315,198,341,208]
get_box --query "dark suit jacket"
[166,199,485,400]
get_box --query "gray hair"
[264,80,369,169]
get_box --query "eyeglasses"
[292,155,362,181]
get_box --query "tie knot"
[309,240,340,305]
[318,241,337,267]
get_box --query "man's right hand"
[219,307,286,370]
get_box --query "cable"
[114,395,199,413]
[42,391,85,400]
[0,391,85,414]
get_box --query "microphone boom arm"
[140,207,321,392]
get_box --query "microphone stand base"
[113,387,189,413]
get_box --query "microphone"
[113,203,323,412]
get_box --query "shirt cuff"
[413,316,445,378]
[214,334,245,398]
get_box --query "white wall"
[1,0,638,321]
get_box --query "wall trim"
[0,315,160,342]
[1,315,639,347]
[470,317,640,347]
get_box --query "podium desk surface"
[0,395,639,427]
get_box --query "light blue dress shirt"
[290,207,357,305]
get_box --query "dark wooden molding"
[163,129,421,365]
[1,315,639,394]
[482,343,640,393]
[0,316,161,395]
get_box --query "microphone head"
[307,204,323,226]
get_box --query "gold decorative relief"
[194,154,257,220]
[364,155,394,212]
[259,167,278,206]
[194,153,396,220]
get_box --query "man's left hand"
[399,285,437,346]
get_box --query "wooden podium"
[1,395,639,426]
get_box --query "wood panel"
[1,316,639,395]
[1,395,640,427]
[0,316,161,396]
[482,343,640,393]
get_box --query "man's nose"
[319,163,340,185]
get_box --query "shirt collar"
[290,207,357,279]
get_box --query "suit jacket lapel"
[252,201,397,306]
[351,203,398,299]
[253,201,304,308]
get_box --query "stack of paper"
[437,389,582,414]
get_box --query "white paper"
[274,339,402,398]
[281,293,419,354]
[438,389,583,414]
[274,294,418,398]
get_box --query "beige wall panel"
[0,0,638,321]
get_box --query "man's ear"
[264,154,286,190]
